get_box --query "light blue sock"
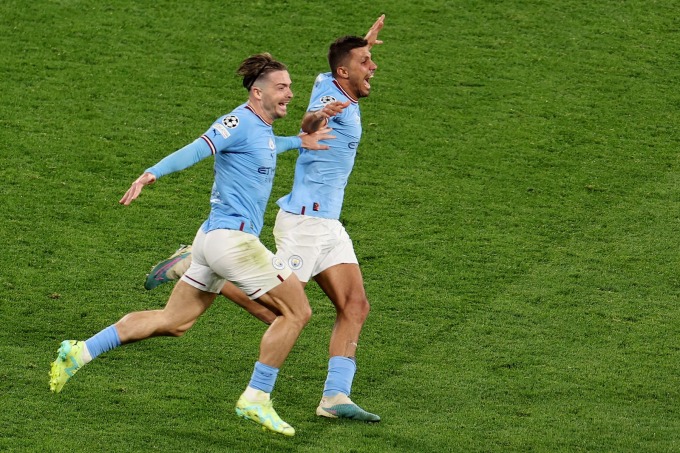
[323,356,356,397]
[248,361,279,393]
[85,325,122,359]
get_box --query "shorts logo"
[223,115,239,128]
[272,256,285,270]
[320,95,336,105]
[288,255,303,270]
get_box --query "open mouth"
[364,73,374,90]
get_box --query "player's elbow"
[300,120,316,134]
[300,113,321,134]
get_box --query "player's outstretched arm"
[119,172,156,205]
[299,126,335,150]
[301,101,350,133]
[274,126,334,154]
[119,136,214,205]
[365,14,385,48]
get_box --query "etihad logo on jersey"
[223,115,239,128]
[258,166,274,175]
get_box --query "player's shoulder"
[311,72,351,107]
[218,103,252,125]
[313,72,334,85]
[205,104,251,143]
[313,73,340,94]
[214,103,258,131]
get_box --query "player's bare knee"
[300,303,313,325]
[342,295,370,323]
[167,319,194,337]
[167,327,187,337]
[288,303,312,329]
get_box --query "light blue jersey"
[277,72,362,219]
[146,103,301,236]
[204,103,280,236]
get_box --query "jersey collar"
[245,104,273,126]
[332,79,358,104]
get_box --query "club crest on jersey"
[320,95,336,105]
[288,255,303,270]
[269,138,275,150]
[272,256,286,270]
[223,115,239,128]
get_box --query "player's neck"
[333,77,359,103]
[246,100,274,125]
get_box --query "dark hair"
[238,53,288,91]
[328,36,369,75]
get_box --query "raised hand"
[365,14,385,48]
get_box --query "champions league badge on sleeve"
[223,115,239,128]
[320,95,336,105]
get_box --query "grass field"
[2,1,680,451]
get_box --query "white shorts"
[181,228,292,299]
[273,209,358,283]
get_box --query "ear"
[251,85,263,100]
[336,66,350,80]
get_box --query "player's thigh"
[163,280,217,328]
[257,272,310,319]
[314,263,367,309]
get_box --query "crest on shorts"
[288,255,303,270]
[320,95,336,105]
[272,256,285,270]
[223,115,239,128]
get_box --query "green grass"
[2,0,680,451]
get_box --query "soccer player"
[49,53,335,437]
[146,16,386,422]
